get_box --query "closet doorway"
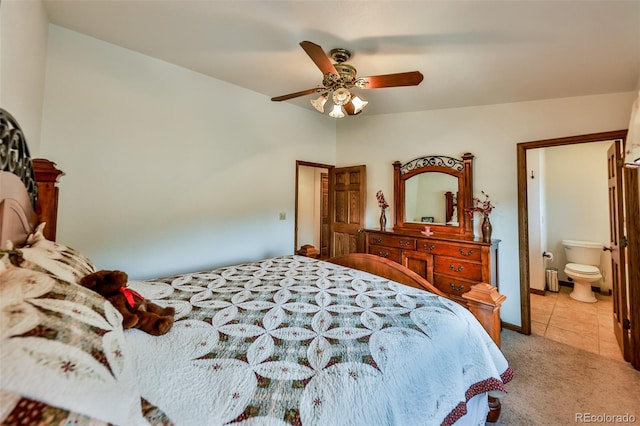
[295,161,367,259]
[295,161,332,259]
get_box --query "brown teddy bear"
[80,270,175,336]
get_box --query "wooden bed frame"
[328,253,505,346]
[0,107,504,423]
[328,253,504,422]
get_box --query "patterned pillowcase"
[0,263,148,425]
[0,392,174,426]
[0,252,11,275]
[8,222,96,283]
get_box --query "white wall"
[39,25,336,279]
[336,92,636,326]
[543,141,613,291]
[0,0,49,153]
[527,149,546,292]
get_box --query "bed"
[0,108,512,425]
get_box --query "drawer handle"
[449,264,464,272]
[372,237,382,244]
[399,240,411,247]
[450,283,465,292]
[459,249,474,257]
[423,244,436,250]
[378,251,389,258]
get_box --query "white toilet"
[562,239,603,303]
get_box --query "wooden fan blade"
[271,88,320,102]
[300,41,339,76]
[344,101,355,115]
[359,71,424,89]
[343,101,364,116]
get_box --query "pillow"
[8,222,96,283]
[0,264,148,425]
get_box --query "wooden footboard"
[326,253,505,422]
[328,253,447,297]
[327,253,506,344]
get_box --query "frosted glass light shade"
[329,104,345,118]
[351,95,368,114]
[310,94,327,113]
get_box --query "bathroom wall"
[527,149,548,291]
[543,140,613,292]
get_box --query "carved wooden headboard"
[0,108,63,248]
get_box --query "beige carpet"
[489,329,640,425]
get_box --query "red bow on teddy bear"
[119,286,144,308]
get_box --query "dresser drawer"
[368,245,402,263]
[368,234,416,250]
[433,256,482,280]
[416,240,481,260]
[433,273,475,296]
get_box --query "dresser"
[366,229,499,305]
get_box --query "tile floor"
[530,285,624,362]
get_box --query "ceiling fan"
[271,41,424,118]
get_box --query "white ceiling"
[42,0,640,117]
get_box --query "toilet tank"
[562,240,603,266]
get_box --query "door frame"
[608,140,631,361]
[294,160,334,255]
[516,130,628,335]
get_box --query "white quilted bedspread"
[125,256,511,426]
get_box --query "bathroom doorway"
[517,129,640,369]
[526,141,614,296]
[525,140,620,360]
[518,130,623,332]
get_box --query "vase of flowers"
[465,191,494,242]
[376,190,389,231]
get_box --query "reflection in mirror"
[405,173,459,225]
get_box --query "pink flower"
[376,190,389,209]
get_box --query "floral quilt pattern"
[126,256,511,426]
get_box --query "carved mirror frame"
[393,153,474,237]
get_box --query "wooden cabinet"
[366,229,499,305]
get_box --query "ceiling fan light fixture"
[310,94,328,112]
[271,41,423,118]
[329,104,345,119]
[351,95,368,114]
[332,87,351,106]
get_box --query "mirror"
[393,153,474,237]
[404,173,459,225]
